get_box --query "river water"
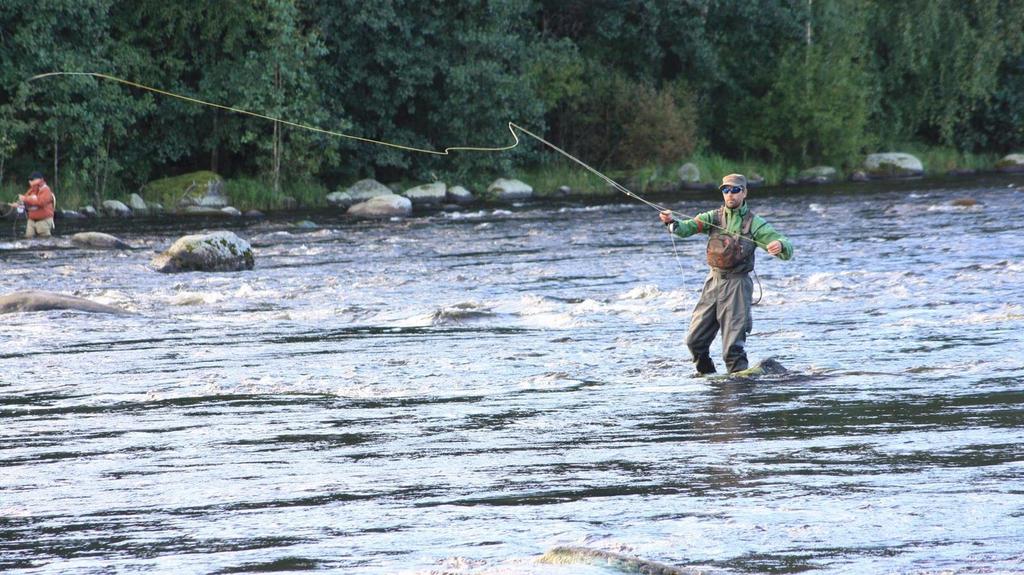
[2,177,1022,574]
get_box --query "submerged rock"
[347,194,412,218]
[0,291,130,315]
[757,358,788,375]
[71,232,132,250]
[150,231,254,273]
[539,546,691,575]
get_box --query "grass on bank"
[893,144,998,174]
[141,171,329,211]
[223,178,328,211]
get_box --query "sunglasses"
[720,185,745,195]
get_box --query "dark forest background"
[2,0,1023,203]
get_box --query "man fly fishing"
[659,174,793,375]
[12,171,56,239]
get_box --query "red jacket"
[23,182,54,221]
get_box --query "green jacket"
[670,202,794,261]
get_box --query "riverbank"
[2,145,1019,216]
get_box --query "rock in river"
[0,291,130,315]
[150,231,254,273]
[347,194,412,218]
[71,232,132,250]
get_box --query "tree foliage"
[1,0,1023,199]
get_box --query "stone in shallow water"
[347,194,412,218]
[71,232,132,250]
[0,291,130,315]
[150,231,254,273]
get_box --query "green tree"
[746,0,873,167]
[867,0,1024,149]
[309,0,547,183]
[1,0,152,205]
[107,0,336,190]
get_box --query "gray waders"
[686,269,753,374]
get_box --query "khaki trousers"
[26,218,54,238]
[686,271,753,373]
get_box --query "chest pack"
[706,207,756,270]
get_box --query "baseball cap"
[719,174,747,190]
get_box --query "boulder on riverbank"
[71,232,132,250]
[798,166,838,184]
[447,185,474,205]
[129,193,150,216]
[677,162,707,190]
[487,178,533,201]
[150,231,254,273]
[180,206,234,217]
[403,182,447,206]
[328,179,393,209]
[58,209,86,220]
[143,171,223,212]
[995,153,1024,173]
[347,194,412,218]
[102,200,132,218]
[175,178,228,211]
[864,153,924,178]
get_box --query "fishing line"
[27,71,772,253]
